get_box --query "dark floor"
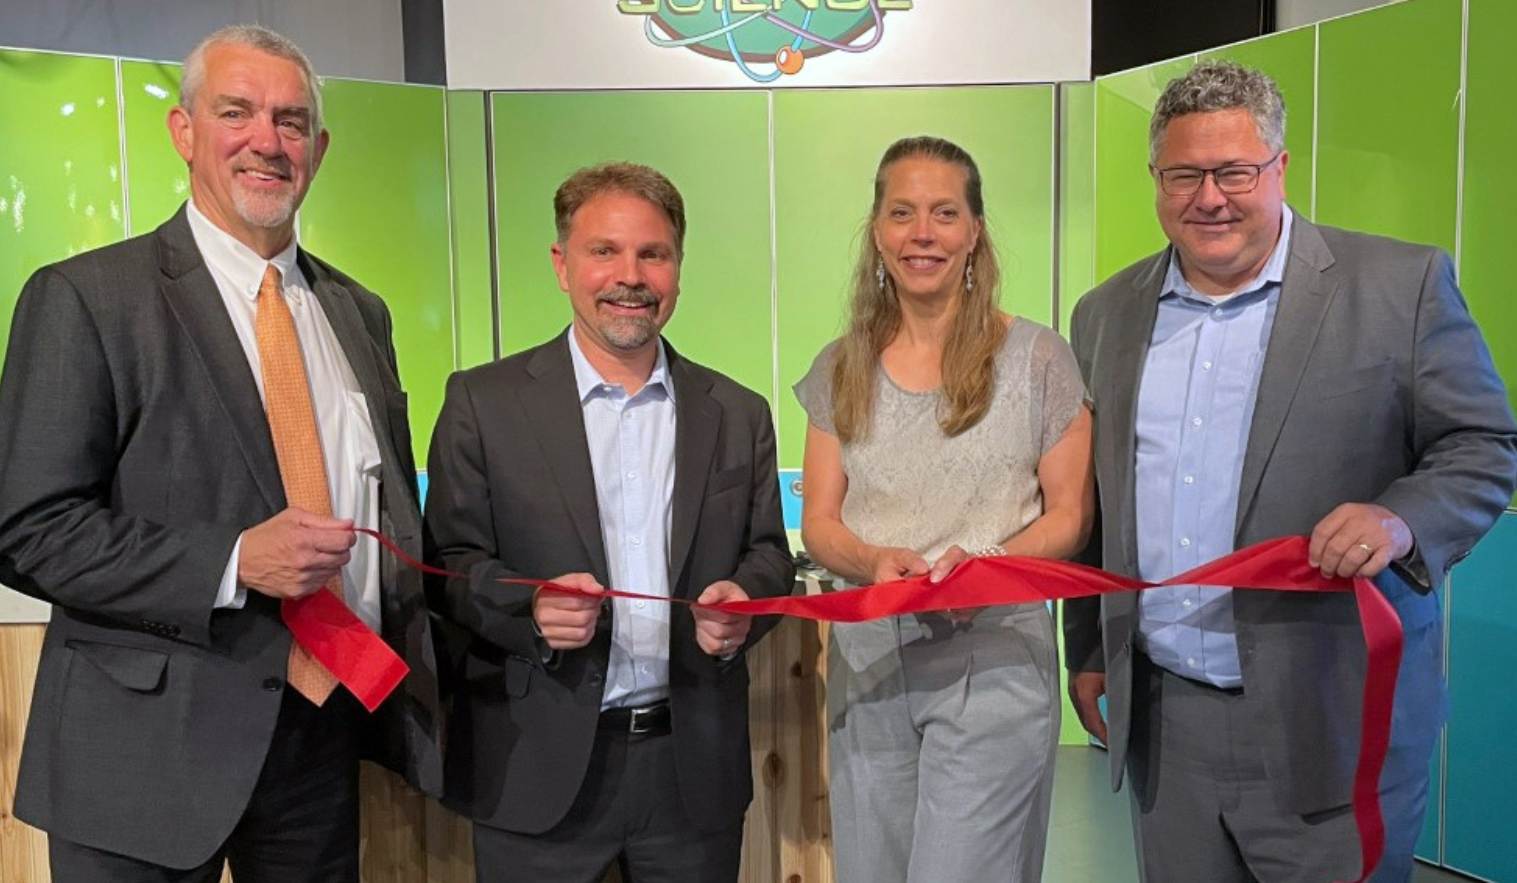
[1044,746,1479,883]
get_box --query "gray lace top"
[794,318,1087,575]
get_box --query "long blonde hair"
[831,136,1005,443]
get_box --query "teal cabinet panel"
[490,91,774,411]
[0,50,126,364]
[299,80,453,464]
[1201,26,1316,222]
[1093,57,1194,282]
[1315,0,1461,253]
[1460,0,1517,424]
[447,90,494,371]
[1444,513,1517,883]
[119,60,187,235]
[772,86,1056,467]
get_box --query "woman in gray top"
[795,136,1094,883]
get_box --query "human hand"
[533,573,605,650]
[693,580,751,656]
[238,508,355,600]
[868,546,930,585]
[929,545,980,624]
[1069,671,1109,744]
[1308,502,1414,580]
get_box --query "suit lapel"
[154,208,285,513]
[667,345,719,598]
[1235,214,1337,532]
[1106,254,1166,577]
[521,333,611,580]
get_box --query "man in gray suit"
[1064,60,1517,882]
[0,25,439,882]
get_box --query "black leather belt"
[598,701,671,736]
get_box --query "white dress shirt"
[567,329,677,710]
[187,201,384,632]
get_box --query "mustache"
[234,158,293,179]
[596,286,657,308]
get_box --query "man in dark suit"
[424,161,794,883]
[1064,60,1517,882]
[0,25,440,883]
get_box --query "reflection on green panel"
[447,90,494,371]
[1315,0,1461,253]
[491,91,774,406]
[301,80,453,463]
[1202,26,1316,222]
[120,60,186,235]
[1460,0,1517,421]
[0,50,126,365]
[772,86,1056,467]
[1094,57,1193,281]
[1059,82,1095,337]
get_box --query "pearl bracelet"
[970,543,1007,558]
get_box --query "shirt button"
[1183,475,1195,484]
[1182,598,1194,609]
[626,471,637,480]
[630,536,642,546]
[1187,657,1198,668]
[1192,417,1204,427]
[1180,537,1191,547]
[636,600,646,609]
[1202,361,1214,370]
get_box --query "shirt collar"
[1162,207,1294,303]
[186,199,302,304]
[566,327,674,404]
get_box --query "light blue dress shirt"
[567,330,677,710]
[1135,210,1293,688]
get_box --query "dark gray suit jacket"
[0,206,443,868]
[423,330,794,835]
[1064,212,1517,814]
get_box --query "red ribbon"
[356,529,1398,882]
[282,577,409,714]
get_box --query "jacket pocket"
[65,639,170,692]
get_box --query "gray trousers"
[827,604,1060,883]
[1128,652,1432,883]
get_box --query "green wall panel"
[447,90,495,371]
[119,60,186,235]
[773,86,1056,467]
[1315,0,1461,253]
[1093,57,1194,282]
[299,80,453,463]
[0,50,126,365]
[491,91,774,409]
[1202,26,1317,222]
[1058,82,1095,337]
[1459,0,1517,420]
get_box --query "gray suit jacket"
[423,330,795,835]
[0,206,443,868]
[1064,211,1517,813]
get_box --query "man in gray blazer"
[424,162,794,883]
[0,25,440,882]
[1064,60,1517,882]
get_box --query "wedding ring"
[1356,542,1374,554]
[722,637,731,652]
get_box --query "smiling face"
[1153,108,1288,295]
[168,42,328,258]
[551,191,681,367]
[872,155,982,305]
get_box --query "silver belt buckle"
[628,704,657,734]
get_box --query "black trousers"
[471,728,744,883]
[50,688,365,883]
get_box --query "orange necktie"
[255,263,340,704]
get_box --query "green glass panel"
[1315,0,1461,253]
[490,91,774,408]
[1202,26,1316,222]
[1459,0,1517,426]
[772,86,1056,467]
[1059,81,1095,338]
[119,60,187,235]
[299,80,453,464]
[447,90,495,370]
[0,50,126,364]
[1093,57,1194,282]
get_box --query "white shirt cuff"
[215,533,249,609]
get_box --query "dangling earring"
[965,262,974,293]
[876,259,886,290]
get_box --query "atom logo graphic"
[618,1,910,83]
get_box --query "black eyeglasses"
[1151,153,1283,196]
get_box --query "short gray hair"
[1150,60,1285,162]
[179,24,323,133]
